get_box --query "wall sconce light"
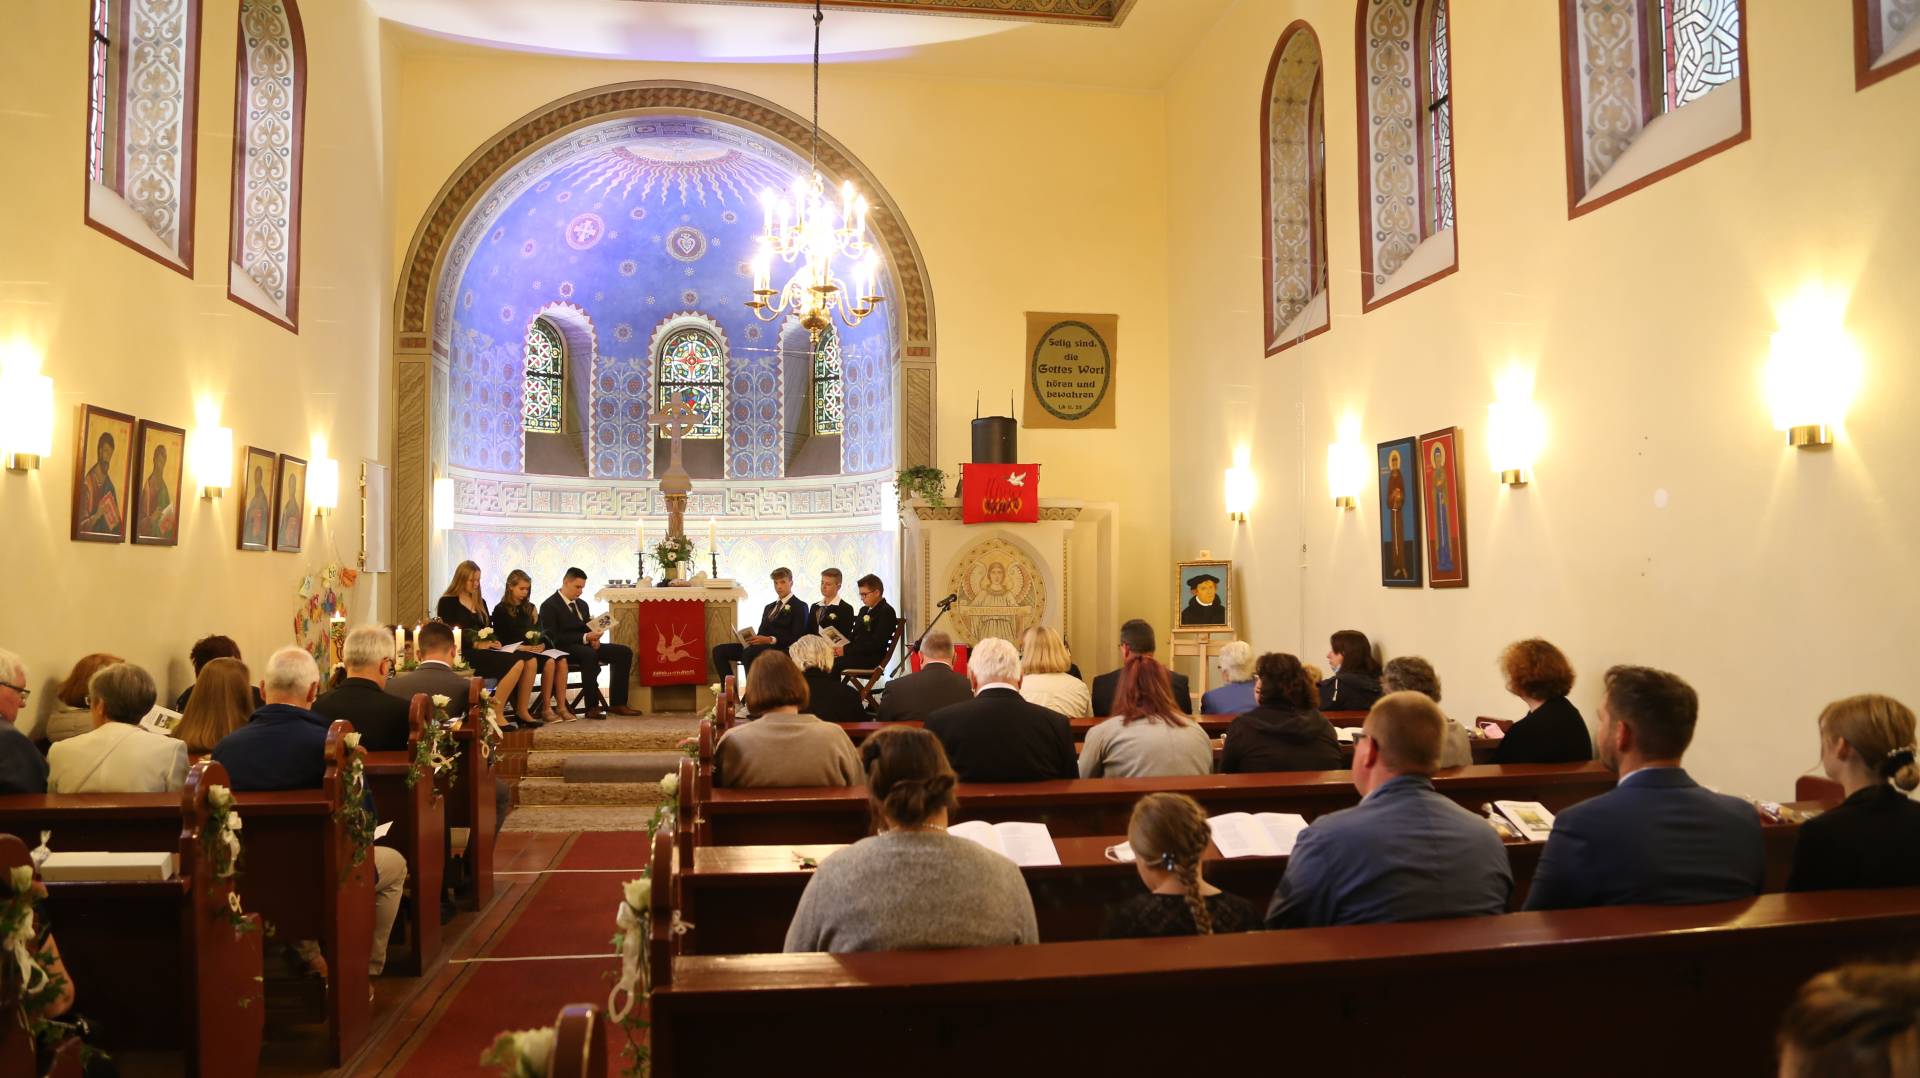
[1326,416,1367,509]
[190,426,233,498]
[309,457,340,517]
[1223,448,1256,523]
[0,364,54,472]
[1766,285,1861,450]
[433,476,455,531]
[1487,368,1545,487]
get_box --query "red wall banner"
[963,463,1041,524]
[637,600,708,686]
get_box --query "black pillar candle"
[971,416,1018,463]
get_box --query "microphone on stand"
[936,592,958,608]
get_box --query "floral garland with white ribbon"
[476,688,505,763]
[408,696,461,792]
[480,1025,555,1077]
[335,732,375,872]
[204,785,262,936]
[1,863,97,1063]
[602,771,687,1077]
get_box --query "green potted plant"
[895,465,947,510]
[653,534,696,581]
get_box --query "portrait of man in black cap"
[1177,563,1230,627]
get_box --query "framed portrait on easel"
[1419,426,1469,587]
[1174,560,1232,632]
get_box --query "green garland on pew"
[336,734,376,873]
[3,867,108,1069]
[607,875,653,1077]
[407,698,460,793]
[203,786,267,938]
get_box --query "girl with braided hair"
[1778,961,1920,1077]
[1787,694,1920,893]
[1103,793,1260,939]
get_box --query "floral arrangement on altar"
[653,534,695,570]
[335,733,375,872]
[407,696,461,792]
[204,786,264,937]
[481,1024,555,1077]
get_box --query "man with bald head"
[1265,691,1512,928]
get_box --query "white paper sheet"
[1207,812,1309,858]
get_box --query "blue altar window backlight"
[658,327,725,439]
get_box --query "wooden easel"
[1169,628,1235,702]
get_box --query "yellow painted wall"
[0,1,397,719]
[1165,0,1920,799]
[386,37,1173,670]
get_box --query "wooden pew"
[677,807,1814,956]
[26,762,265,1076]
[650,882,1920,1076]
[548,1004,608,1078]
[0,836,96,1078]
[0,722,374,1066]
[694,762,1620,846]
[439,676,498,910]
[1795,774,1844,803]
[365,695,446,976]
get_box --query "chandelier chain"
[810,0,822,174]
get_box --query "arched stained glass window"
[228,0,308,330]
[658,328,725,439]
[85,0,203,274]
[522,318,565,434]
[812,326,844,436]
[1262,22,1329,354]
[1426,0,1455,235]
[1659,0,1742,112]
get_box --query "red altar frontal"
[595,583,747,710]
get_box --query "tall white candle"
[394,625,405,659]
[638,519,645,552]
[414,624,421,655]
[453,627,461,656]
[708,517,716,550]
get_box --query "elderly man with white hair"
[0,647,49,793]
[1201,641,1258,715]
[313,626,412,751]
[213,646,410,977]
[48,662,188,792]
[924,637,1076,782]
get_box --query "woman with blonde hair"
[436,560,540,724]
[782,726,1038,953]
[1018,625,1090,718]
[1787,693,1920,893]
[787,635,865,725]
[1105,792,1260,938]
[172,657,254,755]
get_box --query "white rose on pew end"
[623,877,651,912]
[432,694,451,708]
[208,785,234,811]
[658,772,679,798]
[8,866,31,894]
[344,732,361,751]
[481,1026,555,1078]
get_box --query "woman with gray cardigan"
[783,726,1040,953]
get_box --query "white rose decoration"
[208,785,234,811]
[343,732,362,751]
[8,865,33,893]
[622,877,651,912]
[431,694,451,708]
[658,772,679,798]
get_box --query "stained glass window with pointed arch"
[522,318,564,434]
[812,326,844,436]
[658,327,724,439]
[1658,0,1741,113]
[1426,0,1455,235]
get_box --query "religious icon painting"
[1175,559,1232,631]
[1377,436,1424,588]
[70,404,135,543]
[274,453,308,553]
[130,419,186,547]
[238,447,277,551]
[1418,426,1469,588]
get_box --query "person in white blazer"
[47,662,188,794]
[1018,625,1093,719]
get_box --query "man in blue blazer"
[1525,665,1764,911]
[1266,692,1512,927]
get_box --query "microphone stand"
[893,596,957,676]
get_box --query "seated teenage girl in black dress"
[437,560,541,725]
[1787,694,1920,892]
[491,568,576,722]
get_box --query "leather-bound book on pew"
[39,851,177,882]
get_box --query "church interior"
[2,0,1918,1074]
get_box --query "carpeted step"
[524,750,570,777]
[516,776,668,808]
[561,752,683,784]
[501,805,669,833]
[529,715,700,752]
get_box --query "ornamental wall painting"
[1418,426,1468,588]
[1377,435,1423,588]
[71,404,136,543]
[131,418,186,547]
[238,446,276,551]
[273,452,307,553]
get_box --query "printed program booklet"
[946,820,1061,867]
[1493,800,1556,841]
[819,626,851,649]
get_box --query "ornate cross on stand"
[648,397,702,554]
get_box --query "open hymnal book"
[1334,726,1362,744]
[1207,812,1311,859]
[497,643,568,658]
[1493,800,1556,841]
[139,705,183,734]
[946,820,1061,867]
[819,626,850,649]
[587,613,617,634]
[734,627,756,647]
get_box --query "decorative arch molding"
[227,0,308,331]
[390,80,938,619]
[1262,20,1329,355]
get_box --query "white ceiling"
[372,0,1236,90]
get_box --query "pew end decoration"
[484,1004,605,1078]
[408,694,460,792]
[199,774,265,939]
[607,826,683,1076]
[329,723,376,872]
[0,835,97,1070]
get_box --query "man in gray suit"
[876,630,973,723]
[1266,691,1512,927]
[385,623,478,714]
